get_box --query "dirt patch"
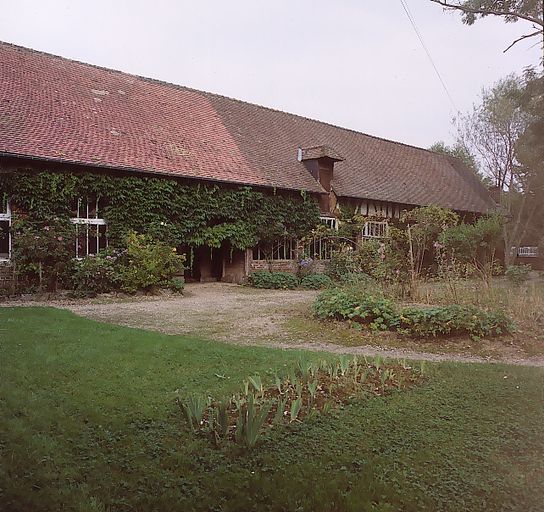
[3,283,543,367]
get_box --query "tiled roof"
[300,146,343,162]
[0,42,495,212]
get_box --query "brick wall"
[248,258,329,274]
[0,263,15,291]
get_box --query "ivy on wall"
[0,170,320,250]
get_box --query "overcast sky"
[1,0,541,148]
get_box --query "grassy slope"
[1,307,543,512]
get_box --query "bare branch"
[503,29,543,52]
[429,0,544,27]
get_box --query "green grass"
[1,307,543,512]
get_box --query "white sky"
[1,0,541,148]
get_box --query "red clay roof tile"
[0,42,494,212]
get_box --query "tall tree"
[453,75,543,265]
[454,75,528,192]
[514,72,544,250]
[429,0,543,55]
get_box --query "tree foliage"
[429,141,490,184]
[430,0,544,54]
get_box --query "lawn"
[1,307,543,512]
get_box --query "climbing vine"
[0,169,320,250]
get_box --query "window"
[0,196,11,260]
[320,216,338,230]
[252,238,297,260]
[71,198,108,258]
[516,247,539,258]
[362,220,388,239]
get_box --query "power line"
[398,0,459,112]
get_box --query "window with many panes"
[319,216,338,230]
[252,238,297,260]
[362,220,388,239]
[0,195,11,260]
[71,198,108,258]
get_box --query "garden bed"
[179,356,425,447]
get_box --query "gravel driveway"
[64,283,319,343]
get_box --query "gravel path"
[3,283,544,367]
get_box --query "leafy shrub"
[337,272,375,286]
[71,252,120,295]
[168,276,185,293]
[297,257,318,279]
[300,274,333,290]
[439,214,504,283]
[326,246,361,281]
[12,216,75,292]
[248,271,299,289]
[505,264,531,285]
[398,304,513,340]
[313,287,399,331]
[118,232,185,293]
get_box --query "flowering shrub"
[117,232,186,293]
[12,217,75,291]
[297,257,317,278]
[71,252,120,295]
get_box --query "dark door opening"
[183,246,223,282]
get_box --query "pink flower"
[43,226,50,231]
[57,236,63,241]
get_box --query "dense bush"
[117,232,185,293]
[505,264,531,285]
[248,271,299,289]
[167,276,185,293]
[300,274,333,290]
[398,305,513,340]
[313,286,514,339]
[71,252,120,295]
[439,214,504,282]
[313,287,399,331]
[326,246,361,280]
[11,217,75,292]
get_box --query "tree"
[455,75,528,192]
[429,0,543,55]
[429,141,491,184]
[514,72,544,249]
[454,74,543,264]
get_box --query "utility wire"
[399,0,459,112]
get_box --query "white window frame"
[516,246,539,258]
[320,216,339,231]
[70,198,108,259]
[362,220,388,239]
[0,198,11,261]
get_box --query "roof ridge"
[1,40,453,160]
